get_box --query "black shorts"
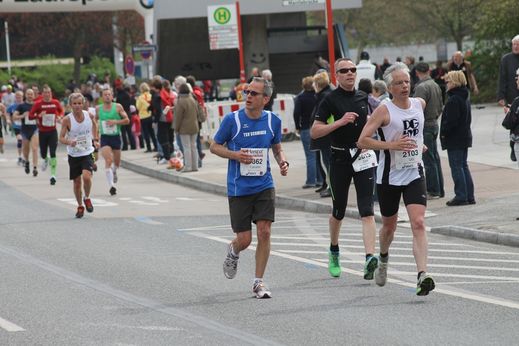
[100,134,121,150]
[329,150,374,219]
[377,178,427,217]
[68,154,94,180]
[228,188,275,232]
[21,126,38,141]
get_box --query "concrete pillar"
[242,15,269,81]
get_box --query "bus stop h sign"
[207,4,238,50]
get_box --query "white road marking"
[142,196,169,203]
[0,316,25,332]
[278,250,519,263]
[438,281,519,286]
[57,198,117,207]
[128,200,159,206]
[189,231,519,310]
[134,216,164,225]
[268,236,467,246]
[313,259,519,273]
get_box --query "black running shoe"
[50,177,56,185]
[109,186,117,196]
[32,168,38,177]
[24,161,30,174]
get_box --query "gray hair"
[261,69,272,80]
[383,62,410,86]
[68,92,85,105]
[373,80,387,94]
[173,75,186,90]
[252,77,273,97]
[513,35,519,43]
[334,58,354,72]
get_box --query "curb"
[431,225,519,248]
[121,159,384,222]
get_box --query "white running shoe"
[158,158,168,165]
[375,258,388,287]
[253,281,272,299]
[41,158,49,172]
[223,243,239,279]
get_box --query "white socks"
[105,168,114,187]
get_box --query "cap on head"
[360,51,370,60]
[1,85,6,91]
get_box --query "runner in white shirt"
[357,62,435,296]
[59,93,99,218]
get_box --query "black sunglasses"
[336,67,357,74]
[243,90,264,96]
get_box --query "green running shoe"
[364,255,378,280]
[328,251,341,277]
[416,273,435,296]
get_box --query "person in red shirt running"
[29,85,64,185]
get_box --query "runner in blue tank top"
[210,77,289,299]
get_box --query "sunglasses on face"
[336,67,357,74]
[243,90,264,97]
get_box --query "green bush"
[0,56,115,98]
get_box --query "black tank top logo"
[402,119,420,137]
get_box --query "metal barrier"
[201,94,296,143]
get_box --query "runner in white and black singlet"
[59,93,99,219]
[358,62,435,296]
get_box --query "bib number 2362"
[240,148,268,176]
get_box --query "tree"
[0,11,144,83]
[470,0,519,102]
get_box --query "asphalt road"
[1,148,518,345]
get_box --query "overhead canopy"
[154,0,361,20]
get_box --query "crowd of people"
[0,73,211,218]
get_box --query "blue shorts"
[100,134,121,150]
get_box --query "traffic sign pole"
[236,1,245,83]
[326,0,336,85]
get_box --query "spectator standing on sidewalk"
[293,76,319,189]
[448,51,479,96]
[262,69,276,111]
[310,71,333,198]
[186,75,206,165]
[173,83,199,173]
[115,81,136,151]
[414,62,445,199]
[440,71,476,207]
[504,69,519,168]
[136,82,158,153]
[498,35,519,162]
[356,51,377,89]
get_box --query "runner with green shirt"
[95,87,129,196]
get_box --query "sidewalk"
[121,104,519,247]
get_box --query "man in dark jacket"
[293,76,318,188]
[414,62,445,199]
[116,82,136,150]
[497,35,519,161]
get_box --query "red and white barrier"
[201,95,295,143]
